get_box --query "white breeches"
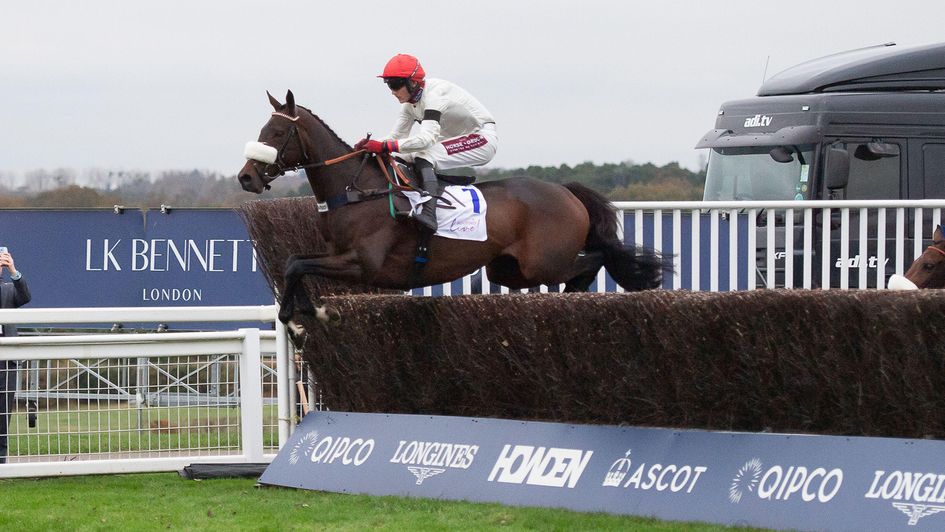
[398,123,498,170]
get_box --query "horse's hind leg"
[563,251,605,292]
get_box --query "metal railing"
[409,200,945,294]
[0,305,294,478]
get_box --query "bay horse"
[237,90,666,334]
[888,225,945,289]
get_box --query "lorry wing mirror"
[769,146,795,163]
[825,146,850,190]
[854,141,899,161]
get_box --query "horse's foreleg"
[280,250,365,330]
[279,253,329,323]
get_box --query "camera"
[0,247,7,254]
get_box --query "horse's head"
[894,224,945,289]
[238,90,310,193]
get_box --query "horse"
[237,90,666,335]
[888,224,945,290]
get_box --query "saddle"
[385,160,481,286]
[388,160,477,217]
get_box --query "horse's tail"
[563,182,666,291]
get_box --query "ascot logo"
[603,450,634,487]
[602,449,707,494]
[865,470,945,525]
[389,440,479,486]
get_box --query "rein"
[256,111,420,207]
[262,111,414,185]
[259,112,366,176]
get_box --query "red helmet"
[378,54,425,82]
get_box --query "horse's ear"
[935,225,944,241]
[267,91,282,111]
[285,90,296,115]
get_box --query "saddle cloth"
[402,185,488,241]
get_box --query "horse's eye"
[272,131,285,138]
[924,262,935,270]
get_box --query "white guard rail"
[410,199,945,294]
[613,199,945,291]
[0,305,289,479]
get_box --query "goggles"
[384,77,408,91]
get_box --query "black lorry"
[696,41,945,288]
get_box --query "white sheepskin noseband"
[886,273,918,290]
[244,141,278,164]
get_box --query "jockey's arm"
[389,109,441,153]
[386,109,414,141]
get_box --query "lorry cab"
[696,42,945,288]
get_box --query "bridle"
[926,242,945,258]
[248,110,417,197]
[249,111,367,188]
[249,112,313,186]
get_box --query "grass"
[0,473,768,531]
[7,404,281,457]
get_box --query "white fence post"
[275,319,291,449]
[239,328,265,463]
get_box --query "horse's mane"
[297,105,352,150]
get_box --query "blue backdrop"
[263,411,945,531]
[2,208,273,328]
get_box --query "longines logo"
[865,470,945,525]
[406,467,445,485]
[602,449,707,494]
[286,430,374,467]
[389,440,479,486]
[728,458,842,504]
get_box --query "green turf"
[0,473,770,531]
[6,404,281,456]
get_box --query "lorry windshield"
[703,145,814,201]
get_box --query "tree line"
[0,161,706,208]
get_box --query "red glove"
[354,138,369,150]
[363,139,398,154]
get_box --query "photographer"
[0,248,30,464]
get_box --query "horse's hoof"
[288,320,306,338]
[315,305,341,323]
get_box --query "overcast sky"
[3,1,945,180]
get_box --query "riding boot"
[413,158,439,232]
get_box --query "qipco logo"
[757,465,843,503]
[730,459,843,504]
[308,435,375,466]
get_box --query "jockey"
[355,53,497,231]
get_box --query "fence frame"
[0,305,286,478]
[611,199,945,291]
